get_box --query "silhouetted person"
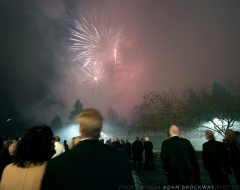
[161,125,195,185]
[120,139,127,151]
[132,137,143,172]
[144,137,155,171]
[0,140,18,179]
[63,140,69,151]
[99,139,104,144]
[203,130,232,189]
[126,140,132,159]
[225,129,240,185]
[0,137,10,161]
[0,126,55,190]
[112,138,121,149]
[105,140,112,146]
[41,108,134,190]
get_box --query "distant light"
[94,77,98,81]
[6,118,11,122]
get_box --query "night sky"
[1,0,240,137]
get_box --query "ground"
[132,161,237,190]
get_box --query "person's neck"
[171,134,179,137]
[80,137,91,141]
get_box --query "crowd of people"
[0,108,239,190]
[161,125,240,189]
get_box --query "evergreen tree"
[68,99,83,123]
[50,114,63,130]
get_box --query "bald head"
[169,125,179,137]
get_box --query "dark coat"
[126,142,131,153]
[229,143,240,167]
[112,141,122,149]
[132,140,143,160]
[0,148,10,162]
[144,141,153,159]
[202,139,231,175]
[161,136,195,182]
[41,139,134,190]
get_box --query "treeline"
[128,81,240,138]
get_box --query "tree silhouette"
[68,99,83,123]
[50,114,63,130]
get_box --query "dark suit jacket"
[41,139,134,190]
[161,136,195,182]
[144,141,153,159]
[112,141,122,149]
[202,139,231,175]
[132,140,143,160]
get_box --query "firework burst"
[77,61,106,93]
[63,9,146,92]
[63,9,122,67]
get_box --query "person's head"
[145,137,149,141]
[126,139,129,143]
[105,140,112,146]
[9,141,18,155]
[205,130,215,140]
[120,139,125,144]
[63,140,67,144]
[225,129,234,143]
[99,139,104,144]
[233,131,240,148]
[3,137,9,148]
[74,136,81,145]
[113,138,118,142]
[13,125,55,168]
[11,137,19,144]
[136,137,139,141]
[178,134,186,139]
[68,137,75,150]
[77,108,103,139]
[169,125,179,137]
[69,136,81,150]
[55,136,60,142]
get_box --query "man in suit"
[41,108,134,190]
[161,125,195,185]
[203,130,232,188]
[132,137,143,172]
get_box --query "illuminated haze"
[1,0,240,137]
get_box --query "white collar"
[80,138,91,141]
